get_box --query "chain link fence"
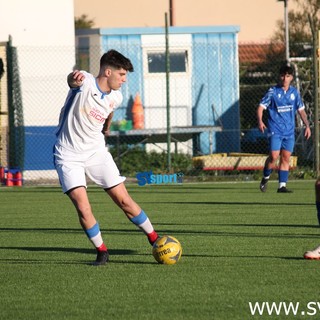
[239,43,314,174]
[0,36,316,186]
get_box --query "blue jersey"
[259,84,304,136]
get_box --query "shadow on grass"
[0,227,83,233]
[179,253,306,260]
[0,246,158,265]
[0,258,156,266]
[0,187,62,193]
[146,201,314,206]
[0,246,134,255]
[155,222,319,229]
[215,223,319,229]
[0,225,319,239]
[0,246,311,265]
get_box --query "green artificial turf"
[0,180,319,320]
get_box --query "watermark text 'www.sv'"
[249,301,320,317]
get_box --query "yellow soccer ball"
[152,235,182,265]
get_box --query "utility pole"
[278,0,290,62]
[169,0,175,26]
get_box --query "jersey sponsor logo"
[88,107,106,123]
[277,105,293,113]
[89,110,106,122]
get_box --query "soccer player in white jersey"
[54,50,159,266]
[257,64,311,193]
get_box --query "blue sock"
[263,168,272,178]
[130,210,154,234]
[317,202,320,225]
[130,210,158,244]
[278,170,289,183]
[130,210,148,225]
[84,222,105,250]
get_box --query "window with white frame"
[147,50,188,73]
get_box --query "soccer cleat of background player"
[304,245,320,260]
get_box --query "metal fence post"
[316,31,320,176]
[165,13,171,172]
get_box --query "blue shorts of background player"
[269,134,295,154]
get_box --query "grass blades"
[0,180,319,320]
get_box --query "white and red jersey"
[55,71,122,153]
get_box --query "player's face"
[107,68,128,90]
[279,73,293,87]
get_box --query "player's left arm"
[102,112,114,136]
[298,108,311,140]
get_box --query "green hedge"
[109,145,194,176]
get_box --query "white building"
[0,0,75,182]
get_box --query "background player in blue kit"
[257,64,311,193]
[53,50,159,266]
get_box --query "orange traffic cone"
[0,167,4,184]
[14,171,23,186]
[6,172,14,186]
[132,93,144,129]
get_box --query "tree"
[272,11,310,57]
[75,14,95,29]
[271,0,320,57]
[294,0,320,41]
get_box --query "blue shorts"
[269,133,295,153]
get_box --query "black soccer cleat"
[277,186,293,193]
[259,177,269,192]
[92,250,109,266]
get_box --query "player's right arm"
[102,112,114,137]
[67,70,85,88]
[257,105,267,133]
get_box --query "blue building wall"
[192,32,240,154]
[23,26,239,170]
[24,126,56,170]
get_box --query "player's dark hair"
[100,49,134,72]
[279,64,294,76]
